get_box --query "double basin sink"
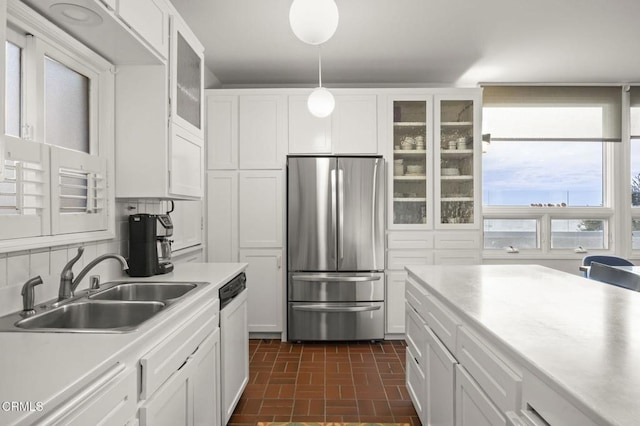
[0,281,207,333]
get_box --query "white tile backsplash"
[0,200,149,316]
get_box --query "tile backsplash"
[0,200,173,316]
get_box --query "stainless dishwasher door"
[288,301,384,341]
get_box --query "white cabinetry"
[385,271,407,334]
[118,0,169,58]
[288,95,332,154]
[115,8,204,199]
[424,324,457,426]
[140,330,220,426]
[207,95,238,170]
[140,301,220,426]
[456,364,507,426]
[37,365,137,425]
[206,171,238,262]
[288,93,378,154]
[240,249,283,333]
[239,95,286,169]
[170,200,203,252]
[239,170,283,248]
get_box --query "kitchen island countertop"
[0,262,246,425]
[406,264,640,426]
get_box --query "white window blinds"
[483,86,622,142]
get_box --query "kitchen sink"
[90,282,197,301]
[0,280,210,333]
[15,301,165,332]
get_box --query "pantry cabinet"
[238,170,283,248]
[239,249,284,333]
[206,171,238,262]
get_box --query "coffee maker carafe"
[156,214,174,274]
[128,214,174,277]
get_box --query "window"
[0,5,114,250]
[482,86,620,256]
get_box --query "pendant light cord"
[318,46,322,88]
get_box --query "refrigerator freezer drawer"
[288,272,384,302]
[288,302,384,341]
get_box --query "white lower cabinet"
[38,364,137,426]
[424,325,457,426]
[456,364,506,426]
[240,249,283,333]
[406,347,425,422]
[386,271,406,334]
[139,301,220,426]
[140,330,220,426]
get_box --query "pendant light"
[307,48,335,118]
[289,0,339,45]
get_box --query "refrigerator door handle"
[338,168,344,263]
[292,304,381,313]
[292,275,381,282]
[372,159,380,270]
[331,168,337,258]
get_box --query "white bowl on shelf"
[441,168,460,176]
[406,165,425,174]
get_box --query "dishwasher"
[219,272,248,425]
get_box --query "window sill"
[0,231,115,255]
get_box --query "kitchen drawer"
[405,302,427,365]
[140,299,219,399]
[424,292,459,353]
[434,250,481,265]
[388,231,433,249]
[457,326,521,414]
[434,231,481,250]
[40,364,136,425]
[387,249,433,270]
[405,275,428,318]
[406,347,425,422]
[520,369,599,426]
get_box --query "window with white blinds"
[0,4,114,248]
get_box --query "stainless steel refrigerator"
[287,156,385,341]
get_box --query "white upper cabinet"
[170,13,205,139]
[288,95,332,154]
[207,95,238,170]
[332,94,378,154]
[115,8,204,199]
[239,95,286,169]
[117,0,169,58]
[288,93,378,154]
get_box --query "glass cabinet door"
[391,99,430,227]
[436,97,477,226]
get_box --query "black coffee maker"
[128,213,174,277]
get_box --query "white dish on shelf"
[441,168,460,176]
[406,165,424,174]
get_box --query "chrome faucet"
[58,247,129,301]
[21,276,43,315]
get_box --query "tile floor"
[228,339,420,425]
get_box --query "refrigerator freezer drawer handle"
[292,305,381,313]
[293,275,381,282]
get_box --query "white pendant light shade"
[289,0,339,45]
[307,87,335,118]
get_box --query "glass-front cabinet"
[390,97,433,228]
[435,94,481,228]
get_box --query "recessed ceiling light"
[49,3,103,27]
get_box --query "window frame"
[481,88,620,259]
[0,0,115,253]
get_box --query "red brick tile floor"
[228,339,420,425]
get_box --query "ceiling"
[169,0,640,88]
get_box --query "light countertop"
[406,264,640,426]
[0,262,246,426]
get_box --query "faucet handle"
[21,276,43,314]
[61,247,84,279]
